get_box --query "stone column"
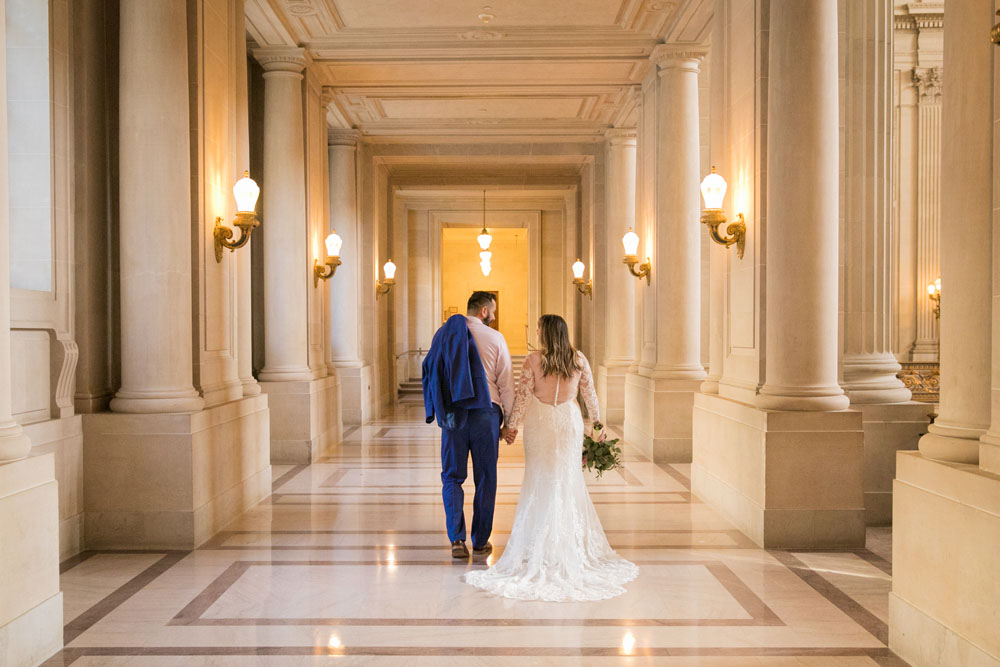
[255,48,311,382]
[235,1,259,398]
[842,0,911,405]
[328,129,370,424]
[910,67,943,361]
[842,0,930,526]
[916,1,991,465]
[756,0,848,413]
[111,0,202,414]
[598,128,637,424]
[652,48,706,383]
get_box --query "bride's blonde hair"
[537,314,581,379]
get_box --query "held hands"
[501,427,518,445]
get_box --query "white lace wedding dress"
[464,351,638,602]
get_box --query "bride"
[464,314,638,602]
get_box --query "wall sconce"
[927,277,941,318]
[700,166,746,260]
[214,170,260,263]
[313,231,343,287]
[572,259,592,298]
[376,259,396,298]
[622,228,651,285]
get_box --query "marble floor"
[45,404,907,666]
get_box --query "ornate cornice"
[912,67,943,99]
[894,3,944,32]
[651,44,707,73]
[252,47,308,73]
[328,129,361,147]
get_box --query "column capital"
[320,88,336,108]
[651,44,707,73]
[328,128,361,147]
[253,47,308,74]
[605,127,637,145]
[912,66,943,100]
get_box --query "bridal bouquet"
[582,422,624,478]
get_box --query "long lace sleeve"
[578,352,601,425]
[506,358,534,431]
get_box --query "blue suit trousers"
[440,403,501,549]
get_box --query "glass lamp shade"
[324,231,343,258]
[927,283,937,296]
[383,260,396,281]
[572,259,585,280]
[233,170,260,214]
[480,261,492,277]
[622,228,640,257]
[700,166,727,210]
[935,278,941,292]
[477,227,492,250]
[479,250,492,262]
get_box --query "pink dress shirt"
[465,316,515,418]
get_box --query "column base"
[623,373,701,462]
[854,402,932,525]
[336,364,373,425]
[0,453,62,665]
[110,389,204,414]
[0,420,32,462]
[597,364,628,425]
[910,339,940,363]
[756,384,851,411]
[260,374,342,464]
[980,432,1000,475]
[919,420,982,464]
[83,395,271,549]
[890,451,1000,667]
[691,393,865,548]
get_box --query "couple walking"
[422,291,637,602]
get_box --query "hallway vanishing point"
[48,405,903,665]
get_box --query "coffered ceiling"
[245,0,712,141]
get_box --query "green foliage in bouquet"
[582,423,624,478]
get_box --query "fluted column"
[842,0,910,404]
[255,48,311,382]
[604,129,637,366]
[910,67,943,361]
[328,129,363,369]
[756,0,847,412]
[919,0,992,464]
[111,0,202,414]
[650,47,705,381]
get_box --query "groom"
[422,291,514,559]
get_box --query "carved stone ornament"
[898,362,940,403]
[912,67,942,100]
[458,30,505,40]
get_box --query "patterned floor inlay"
[48,403,910,666]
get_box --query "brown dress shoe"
[451,540,469,558]
[472,542,492,557]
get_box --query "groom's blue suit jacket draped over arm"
[422,314,492,430]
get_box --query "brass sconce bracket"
[313,256,342,287]
[992,10,1000,44]
[573,278,593,299]
[376,278,396,298]
[214,212,259,263]
[701,210,746,260]
[929,292,940,319]
[623,255,651,285]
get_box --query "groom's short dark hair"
[467,291,495,314]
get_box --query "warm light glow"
[622,228,640,256]
[621,632,636,655]
[572,259,585,280]
[480,261,492,276]
[701,166,727,210]
[927,283,936,296]
[325,231,343,258]
[327,635,342,649]
[383,260,396,280]
[232,170,260,214]
[478,227,492,250]
[935,277,941,291]
[480,250,492,262]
